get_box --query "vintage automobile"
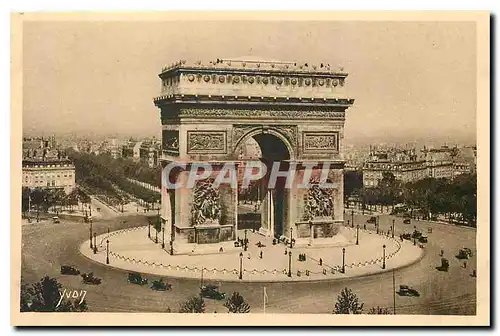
[457,248,473,259]
[60,265,80,275]
[52,216,60,224]
[200,284,226,300]
[436,258,450,272]
[81,272,102,285]
[128,272,148,285]
[403,218,411,224]
[397,285,420,297]
[234,241,241,247]
[367,216,377,224]
[150,279,172,291]
[401,233,412,240]
[418,236,428,244]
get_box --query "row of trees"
[68,150,161,207]
[22,187,91,215]
[178,292,251,313]
[344,171,477,227]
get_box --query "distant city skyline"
[23,20,476,145]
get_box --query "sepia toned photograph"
[10,11,490,326]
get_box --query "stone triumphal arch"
[153,58,354,253]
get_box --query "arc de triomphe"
[153,58,354,254]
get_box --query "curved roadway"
[21,213,476,314]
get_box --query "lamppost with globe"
[288,251,292,277]
[382,244,386,269]
[106,240,110,264]
[239,252,243,280]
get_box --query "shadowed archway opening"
[235,131,291,239]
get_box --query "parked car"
[150,279,172,291]
[52,216,60,224]
[367,216,377,224]
[418,236,428,243]
[401,233,412,240]
[403,218,411,224]
[200,284,226,300]
[128,272,148,285]
[60,265,80,275]
[398,285,420,297]
[436,258,449,272]
[81,272,102,285]
[457,248,473,259]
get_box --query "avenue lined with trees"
[344,171,477,227]
[67,150,161,208]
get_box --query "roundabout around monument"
[81,224,424,282]
[21,212,477,314]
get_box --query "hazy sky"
[22,20,477,145]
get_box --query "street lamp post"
[376,216,380,234]
[289,227,293,248]
[392,219,395,238]
[239,252,243,280]
[356,225,359,245]
[382,244,386,269]
[342,248,346,274]
[93,233,97,254]
[244,229,248,251]
[106,239,110,264]
[288,251,292,277]
[351,210,354,228]
[89,219,93,249]
[162,221,166,249]
[148,220,151,239]
[170,240,174,255]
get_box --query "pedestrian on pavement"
[285,249,288,255]
[463,261,467,268]
[319,258,323,266]
[260,250,263,259]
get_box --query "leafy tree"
[224,292,251,313]
[368,306,391,314]
[20,276,88,312]
[22,187,31,213]
[333,287,364,314]
[179,296,205,313]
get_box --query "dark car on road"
[418,236,428,243]
[436,258,450,272]
[151,279,172,291]
[128,272,148,285]
[61,265,80,275]
[81,272,102,285]
[457,248,473,259]
[200,285,226,300]
[367,216,377,224]
[403,218,411,224]
[397,285,420,297]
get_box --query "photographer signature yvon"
[56,289,87,308]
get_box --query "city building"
[422,146,454,179]
[139,137,161,168]
[362,147,427,187]
[22,158,76,194]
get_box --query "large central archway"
[235,129,292,239]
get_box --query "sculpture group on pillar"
[303,182,335,221]
[191,179,222,226]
